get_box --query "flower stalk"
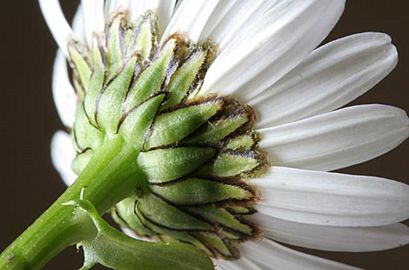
[0,136,135,269]
[0,135,214,270]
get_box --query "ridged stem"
[0,135,142,269]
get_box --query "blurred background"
[0,1,408,269]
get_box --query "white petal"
[81,0,105,47]
[129,0,176,34]
[128,0,148,18]
[162,0,219,42]
[253,213,409,252]
[241,239,359,270]
[39,0,74,56]
[199,0,263,49]
[201,0,345,101]
[51,131,77,186]
[254,167,409,227]
[217,257,264,270]
[258,104,409,171]
[105,0,131,16]
[252,32,398,128]
[197,0,238,44]
[52,50,78,128]
[72,5,86,44]
[215,265,226,270]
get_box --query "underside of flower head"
[68,9,269,259]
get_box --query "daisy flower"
[38,0,409,269]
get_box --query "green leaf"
[138,147,215,183]
[74,200,214,270]
[150,178,252,205]
[146,99,223,149]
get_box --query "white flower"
[40,0,409,269]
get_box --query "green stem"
[0,135,143,269]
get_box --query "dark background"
[0,1,408,269]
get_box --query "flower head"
[41,0,409,269]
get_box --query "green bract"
[69,10,269,261]
[63,198,213,270]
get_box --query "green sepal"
[194,232,237,259]
[97,56,137,134]
[112,196,155,237]
[137,147,215,183]
[72,149,94,175]
[124,38,180,112]
[133,206,213,257]
[184,205,253,235]
[106,13,126,81]
[73,105,104,152]
[137,193,212,231]
[68,44,91,90]
[160,49,207,110]
[84,39,105,127]
[127,11,158,61]
[119,94,165,149]
[187,113,249,144]
[70,199,214,270]
[73,77,85,99]
[219,230,241,240]
[224,132,258,151]
[197,152,260,178]
[145,99,223,149]
[124,28,134,57]
[226,205,254,215]
[150,178,253,205]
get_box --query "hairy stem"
[0,135,143,269]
